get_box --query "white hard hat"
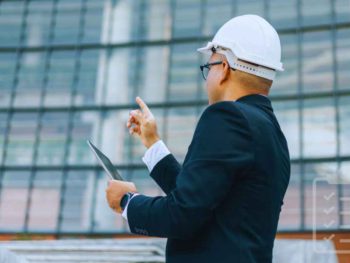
[197,14,284,81]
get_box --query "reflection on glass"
[269,0,298,29]
[0,1,25,47]
[59,171,94,232]
[166,107,198,162]
[5,113,38,166]
[339,96,350,156]
[45,51,76,107]
[27,171,62,231]
[0,171,30,230]
[278,164,301,229]
[302,31,333,94]
[303,98,336,157]
[304,162,338,229]
[274,100,300,159]
[301,0,331,26]
[169,43,200,102]
[337,29,350,91]
[14,52,46,107]
[271,34,298,95]
[36,112,69,165]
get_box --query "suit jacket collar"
[236,94,273,112]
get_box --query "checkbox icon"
[313,178,350,254]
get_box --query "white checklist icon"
[313,177,350,254]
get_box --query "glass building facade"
[0,0,349,235]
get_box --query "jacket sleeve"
[149,153,181,195]
[127,101,254,239]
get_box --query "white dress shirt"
[122,140,170,220]
[122,95,267,220]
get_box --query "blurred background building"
[0,0,349,238]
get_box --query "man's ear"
[219,60,230,85]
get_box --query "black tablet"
[87,140,124,181]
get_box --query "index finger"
[136,96,150,114]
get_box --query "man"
[106,14,290,263]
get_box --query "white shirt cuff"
[122,193,139,221]
[141,140,171,172]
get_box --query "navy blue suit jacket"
[127,94,291,263]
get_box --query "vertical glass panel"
[140,0,171,41]
[335,0,350,23]
[337,28,350,91]
[271,34,298,96]
[25,0,54,46]
[168,43,200,102]
[14,51,47,107]
[340,162,350,229]
[303,98,336,158]
[103,48,136,105]
[74,49,99,106]
[236,0,265,17]
[339,96,350,156]
[274,100,300,159]
[304,162,339,229]
[269,0,298,29]
[45,50,76,107]
[92,171,124,232]
[0,53,18,107]
[68,112,96,165]
[166,107,198,163]
[36,112,70,166]
[0,1,25,47]
[204,0,233,36]
[136,46,169,104]
[82,0,104,43]
[278,164,301,230]
[102,0,132,44]
[0,113,8,164]
[5,112,38,166]
[301,0,332,26]
[93,110,133,164]
[173,0,202,38]
[27,171,62,231]
[302,31,333,94]
[59,170,92,232]
[0,171,30,231]
[53,0,83,45]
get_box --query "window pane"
[0,53,18,107]
[335,0,350,23]
[269,0,298,29]
[278,164,301,230]
[304,162,339,229]
[274,100,300,159]
[168,43,200,102]
[173,0,202,38]
[301,0,332,26]
[36,112,70,166]
[0,1,25,47]
[5,113,38,166]
[59,171,93,232]
[302,31,334,94]
[303,98,336,158]
[337,28,350,91]
[204,0,234,36]
[0,171,30,231]
[166,107,198,162]
[14,52,47,107]
[339,96,350,156]
[271,34,298,96]
[27,171,62,231]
